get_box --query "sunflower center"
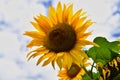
[44,23,76,52]
[67,64,81,78]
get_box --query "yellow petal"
[69,50,80,61]
[36,52,54,65]
[70,9,82,25]
[26,39,44,48]
[113,59,119,70]
[31,22,45,33]
[48,6,57,25]
[102,68,111,80]
[75,17,87,30]
[71,17,80,28]
[74,41,83,49]
[24,31,45,39]
[56,57,62,69]
[77,32,92,40]
[76,20,94,33]
[34,17,50,33]
[80,11,87,16]
[57,52,64,57]
[27,52,42,61]
[32,49,49,58]
[56,2,62,23]
[67,4,73,23]
[38,15,53,27]
[63,53,73,69]
[58,70,67,77]
[63,4,73,23]
[70,49,83,64]
[62,4,67,22]
[99,76,104,80]
[51,59,56,69]
[79,50,88,59]
[102,69,106,80]
[42,54,56,66]
[27,47,49,60]
[26,47,46,57]
[55,52,64,69]
[117,57,120,63]
[77,40,98,47]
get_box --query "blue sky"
[0,0,120,80]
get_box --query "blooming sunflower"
[58,63,85,80]
[24,2,96,69]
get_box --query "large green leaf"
[87,46,111,65]
[108,41,120,53]
[93,37,109,47]
[94,37,120,53]
[87,37,120,65]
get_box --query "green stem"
[82,62,95,80]
[90,62,95,79]
[82,66,92,80]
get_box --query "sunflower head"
[58,63,85,80]
[24,2,95,69]
[44,23,76,52]
[67,63,81,78]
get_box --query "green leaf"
[110,51,119,60]
[82,74,92,80]
[87,46,111,65]
[87,37,120,65]
[94,37,120,53]
[82,72,100,80]
[93,37,109,47]
[93,72,100,80]
[86,47,97,60]
[108,41,120,53]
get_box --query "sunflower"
[24,2,95,69]
[58,63,85,80]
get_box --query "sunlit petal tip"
[80,11,87,16]
[68,4,73,12]
[27,54,34,61]
[36,56,46,66]
[30,21,44,32]
[26,44,31,48]
[69,3,73,7]
[57,1,62,8]
[51,60,55,69]
[93,43,100,47]
[36,59,42,66]
[30,21,35,25]
[75,8,82,13]
[42,59,50,67]
[23,32,27,35]
[26,49,39,58]
[26,53,31,58]
[90,21,95,26]
[33,17,38,21]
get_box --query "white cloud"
[0,58,23,80]
[0,30,20,54]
